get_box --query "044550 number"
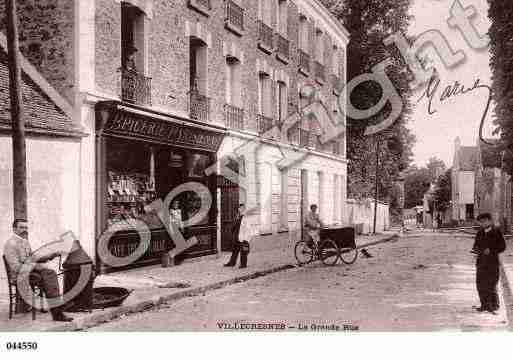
[6,342,38,350]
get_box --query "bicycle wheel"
[294,240,314,265]
[339,246,358,264]
[319,239,340,266]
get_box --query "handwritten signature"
[418,76,486,115]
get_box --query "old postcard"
[0,0,512,350]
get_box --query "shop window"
[105,138,215,230]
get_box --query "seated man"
[305,204,324,245]
[3,219,73,322]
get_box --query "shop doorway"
[220,156,241,251]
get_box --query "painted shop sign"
[97,102,224,152]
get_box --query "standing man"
[224,204,249,269]
[3,219,73,322]
[471,213,506,314]
[305,204,324,244]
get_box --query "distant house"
[474,139,512,232]
[451,137,478,223]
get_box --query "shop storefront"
[95,101,225,273]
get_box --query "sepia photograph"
[0,0,512,355]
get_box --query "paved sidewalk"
[0,231,396,331]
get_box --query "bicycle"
[294,235,340,266]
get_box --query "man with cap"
[471,213,506,314]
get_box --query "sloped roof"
[0,37,84,137]
[480,139,503,168]
[458,146,478,171]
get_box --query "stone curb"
[46,233,397,332]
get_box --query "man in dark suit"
[224,204,248,269]
[471,213,506,314]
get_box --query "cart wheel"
[294,240,314,265]
[339,246,358,264]
[319,239,340,266]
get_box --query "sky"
[407,0,495,168]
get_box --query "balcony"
[189,90,211,122]
[257,20,273,53]
[188,0,211,16]
[314,61,325,84]
[257,114,274,135]
[224,103,244,130]
[225,0,244,36]
[121,69,152,106]
[276,33,290,63]
[298,49,310,75]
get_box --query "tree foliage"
[488,0,513,175]
[434,169,451,212]
[319,0,416,203]
[404,165,431,209]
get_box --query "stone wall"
[0,0,75,104]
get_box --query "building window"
[258,73,274,134]
[277,0,287,36]
[225,0,244,36]
[298,15,310,75]
[315,29,324,64]
[189,38,210,122]
[188,0,212,17]
[466,204,474,220]
[225,56,244,130]
[314,29,325,84]
[299,15,309,52]
[332,45,339,76]
[277,80,287,125]
[121,2,151,105]
[258,0,274,53]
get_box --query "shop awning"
[95,101,225,152]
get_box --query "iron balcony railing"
[121,69,152,106]
[190,0,210,10]
[314,61,326,83]
[257,114,274,135]
[257,20,273,51]
[189,90,211,122]
[224,103,244,130]
[299,49,310,74]
[225,0,244,33]
[276,33,290,61]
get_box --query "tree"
[488,1,513,175]
[426,157,446,183]
[319,0,416,202]
[404,165,431,209]
[434,169,451,212]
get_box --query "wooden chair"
[2,255,44,320]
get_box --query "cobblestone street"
[90,232,511,331]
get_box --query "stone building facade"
[0,0,350,269]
